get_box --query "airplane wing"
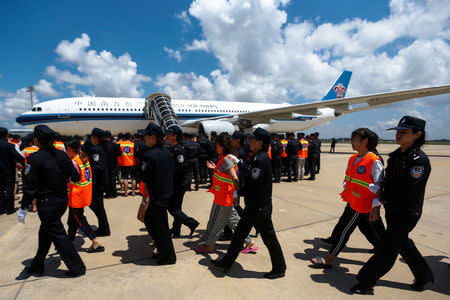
[181,84,450,128]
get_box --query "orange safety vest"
[119,141,136,166]
[208,155,237,207]
[340,152,379,214]
[280,139,288,157]
[267,145,272,160]
[298,139,309,159]
[53,141,64,150]
[24,146,39,165]
[68,155,93,208]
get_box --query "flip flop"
[241,247,258,254]
[86,246,105,253]
[194,246,215,253]
[310,256,332,268]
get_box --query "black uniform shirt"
[270,140,282,158]
[172,142,190,189]
[308,139,319,158]
[286,139,300,156]
[184,140,200,161]
[82,142,108,186]
[0,139,23,179]
[21,148,80,209]
[243,150,273,214]
[141,145,173,207]
[197,136,210,159]
[381,146,431,218]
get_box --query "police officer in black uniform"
[18,125,86,277]
[0,127,23,215]
[285,132,300,182]
[141,123,176,265]
[166,126,200,237]
[104,130,120,199]
[307,133,319,180]
[270,134,282,183]
[211,128,286,279]
[82,128,111,236]
[197,131,210,185]
[352,116,434,294]
[183,133,200,191]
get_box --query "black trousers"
[356,214,434,286]
[89,185,110,234]
[168,189,198,234]
[281,157,288,176]
[32,197,85,274]
[186,159,200,189]
[308,156,318,178]
[287,156,299,181]
[199,157,208,184]
[328,204,384,257]
[144,202,176,262]
[272,157,282,182]
[67,207,97,241]
[0,175,14,214]
[317,152,321,171]
[221,208,286,273]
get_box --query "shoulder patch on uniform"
[410,166,424,179]
[24,164,31,175]
[251,168,260,180]
[93,154,99,162]
[413,155,420,160]
[177,154,184,163]
[356,166,366,174]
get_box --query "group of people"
[0,114,436,294]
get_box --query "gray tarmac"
[0,143,449,299]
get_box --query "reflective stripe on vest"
[119,141,135,166]
[267,145,272,160]
[68,155,93,208]
[280,140,288,157]
[298,139,308,158]
[208,155,237,207]
[53,141,64,150]
[24,146,39,165]
[339,152,379,213]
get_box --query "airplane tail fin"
[321,70,352,101]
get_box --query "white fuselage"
[16,97,337,135]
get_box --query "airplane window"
[84,108,86,111]
[79,108,82,111]
[37,107,42,111]
[32,108,36,111]
[88,108,91,111]
[102,108,104,111]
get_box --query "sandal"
[310,256,332,268]
[241,247,258,254]
[86,245,105,253]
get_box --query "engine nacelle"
[199,120,236,136]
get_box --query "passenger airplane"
[16,71,450,136]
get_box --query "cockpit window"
[32,107,42,112]
[32,108,36,111]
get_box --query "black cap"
[387,116,426,132]
[138,122,164,138]
[91,128,106,138]
[231,131,247,141]
[34,125,55,140]
[249,127,271,145]
[23,133,34,142]
[105,130,112,137]
[0,127,7,138]
[166,125,183,136]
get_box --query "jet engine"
[199,120,236,136]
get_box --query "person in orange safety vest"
[118,132,136,197]
[311,128,385,268]
[66,139,105,253]
[297,132,309,180]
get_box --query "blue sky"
[1,0,449,138]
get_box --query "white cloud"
[46,33,151,97]
[164,47,183,62]
[185,39,209,52]
[34,79,60,97]
[176,10,192,27]
[0,87,39,122]
[159,0,449,103]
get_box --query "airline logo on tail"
[334,83,346,99]
[322,70,352,101]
